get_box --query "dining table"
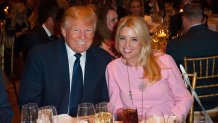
[56,114,121,123]
[56,114,177,123]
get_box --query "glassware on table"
[21,103,38,123]
[77,103,96,123]
[145,112,179,123]
[37,105,58,123]
[95,102,113,123]
[122,105,138,123]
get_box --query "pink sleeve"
[106,65,123,117]
[165,55,193,121]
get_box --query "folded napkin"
[56,114,75,123]
[145,116,177,123]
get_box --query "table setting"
[20,102,179,123]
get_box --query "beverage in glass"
[77,103,96,123]
[122,106,138,123]
[37,105,58,123]
[21,103,38,123]
[95,102,113,123]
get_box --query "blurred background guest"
[93,6,119,58]
[166,3,218,120]
[24,0,41,29]
[127,0,145,17]
[166,3,218,65]
[22,4,64,62]
[106,15,193,122]
[4,2,29,79]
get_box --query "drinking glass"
[21,103,38,123]
[77,103,96,123]
[95,102,113,123]
[122,105,138,123]
[37,105,58,123]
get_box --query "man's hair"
[60,5,97,29]
[182,3,203,21]
[38,4,64,24]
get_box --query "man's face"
[61,18,95,53]
[130,1,141,16]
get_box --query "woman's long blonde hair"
[115,16,161,83]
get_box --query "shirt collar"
[190,23,202,28]
[65,42,86,62]
[42,24,52,37]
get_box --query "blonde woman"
[106,16,193,122]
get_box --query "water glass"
[21,103,38,123]
[77,103,96,123]
[37,105,58,123]
[95,102,113,123]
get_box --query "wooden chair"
[184,56,218,122]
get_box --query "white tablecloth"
[57,114,177,123]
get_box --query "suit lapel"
[56,40,71,113]
[83,47,97,101]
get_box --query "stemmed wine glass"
[37,105,58,123]
[95,102,113,123]
[77,103,96,123]
[21,103,38,123]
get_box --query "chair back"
[184,56,218,97]
[184,56,218,122]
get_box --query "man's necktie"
[69,53,83,116]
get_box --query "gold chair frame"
[184,56,218,122]
[186,73,197,123]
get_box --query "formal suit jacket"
[166,24,218,110]
[0,71,13,123]
[167,24,218,65]
[19,39,113,114]
[22,25,55,61]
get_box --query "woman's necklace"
[126,62,147,119]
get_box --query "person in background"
[106,15,193,122]
[127,0,144,17]
[0,70,13,123]
[22,4,64,62]
[93,6,119,58]
[169,0,194,39]
[19,5,112,117]
[25,0,41,29]
[4,2,29,79]
[167,3,218,66]
[166,3,218,119]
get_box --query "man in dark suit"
[166,3,218,112]
[19,6,112,117]
[0,71,13,123]
[22,5,64,61]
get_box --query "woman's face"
[129,1,141,16]
[106,10,118,31]
[118,26,142,65]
